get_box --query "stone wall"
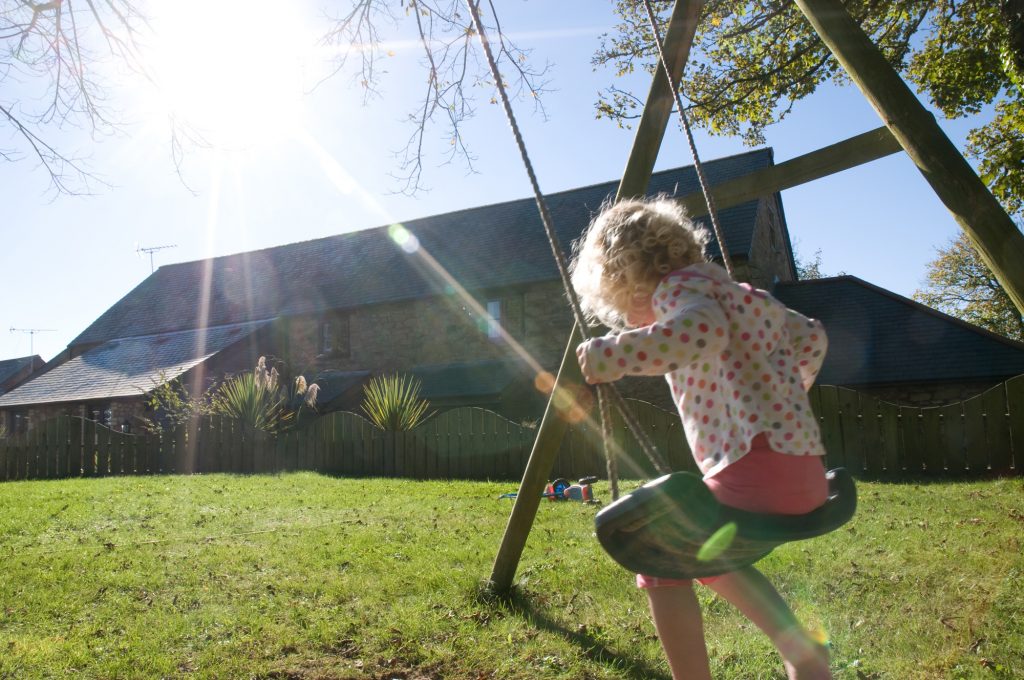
[1,399,148,435]
[741,196,796,289]
[284,281,575,380]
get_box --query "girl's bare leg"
[705,566,831,680]
[645,581,713,680]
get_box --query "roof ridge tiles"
[68,151,775,348]
[160,151,775,270]
[95,318,276,344]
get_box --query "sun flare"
[146,0,313,148]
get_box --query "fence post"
[815,386,842,468]
[836,388,861,473]
[983,385,1012,474]
[859,395,881,475]
[901,406,925,474]
[30,420,42,479]
[83,420,97,477]
[113,426,125,476]
[0,434,9,481]
[1006,375,1024,473]
[940,402,967,474]
[921,408,944,473]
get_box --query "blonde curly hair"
[570,196,710,330]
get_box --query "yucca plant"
[212,357,318,433]
[361,373,432,431]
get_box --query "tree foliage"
[794,246,826,280]
[913,231,1024,340]
[142,372,215,434]
[594,0,1024,218]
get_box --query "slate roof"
[0,322,269,407]
[310,369,371,407]
[71,151,775,347]
[0,356,41,393]
[774,276,1024,386]
[411,359,526,400]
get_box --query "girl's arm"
[576,297,728,384]
[783,309,828,390]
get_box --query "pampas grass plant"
[212,357,318,433]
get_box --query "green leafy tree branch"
[914,231,1024,340]
[595,0,1024,218]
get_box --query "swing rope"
[465,0,671,489]
[638,0,734,278]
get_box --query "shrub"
[361,374,431,430]
[141,373,215,433]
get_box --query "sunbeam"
[296,134,650,474]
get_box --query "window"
[320,321,334,354]
[88,402,112,426]
[486,299,503,340]
[319,313,351,357]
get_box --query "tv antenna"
[9,327,56,356]
[136,243,177,273]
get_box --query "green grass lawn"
[1,472,1021,679]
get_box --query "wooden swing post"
[794,0,1024,315]
[487,0,706,594]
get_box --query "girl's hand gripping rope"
[576,341,602,385]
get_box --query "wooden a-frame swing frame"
[487,0,1024,593]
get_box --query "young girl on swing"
[571,197,833,680]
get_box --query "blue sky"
[0,1,986,363]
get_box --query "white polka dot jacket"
[579,262,828,478]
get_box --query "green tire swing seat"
[594,468,858,580]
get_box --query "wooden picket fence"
[0,376,1020,483]
[0,404,689,483]
[810,378,1023,476]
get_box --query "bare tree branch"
[2,0,552,196]
[1,0,145,194]
[0,99,103,195]
[319,0,550,195]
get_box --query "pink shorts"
[637,434,827,589]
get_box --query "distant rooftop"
[71,150,776,348]
[0,322,268,407]
[0,355,42,393]
[775,276,1024,386]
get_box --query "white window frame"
[486,299,502,340]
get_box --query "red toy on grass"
[500,476,600,503]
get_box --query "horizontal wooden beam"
[678,126,902,216]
